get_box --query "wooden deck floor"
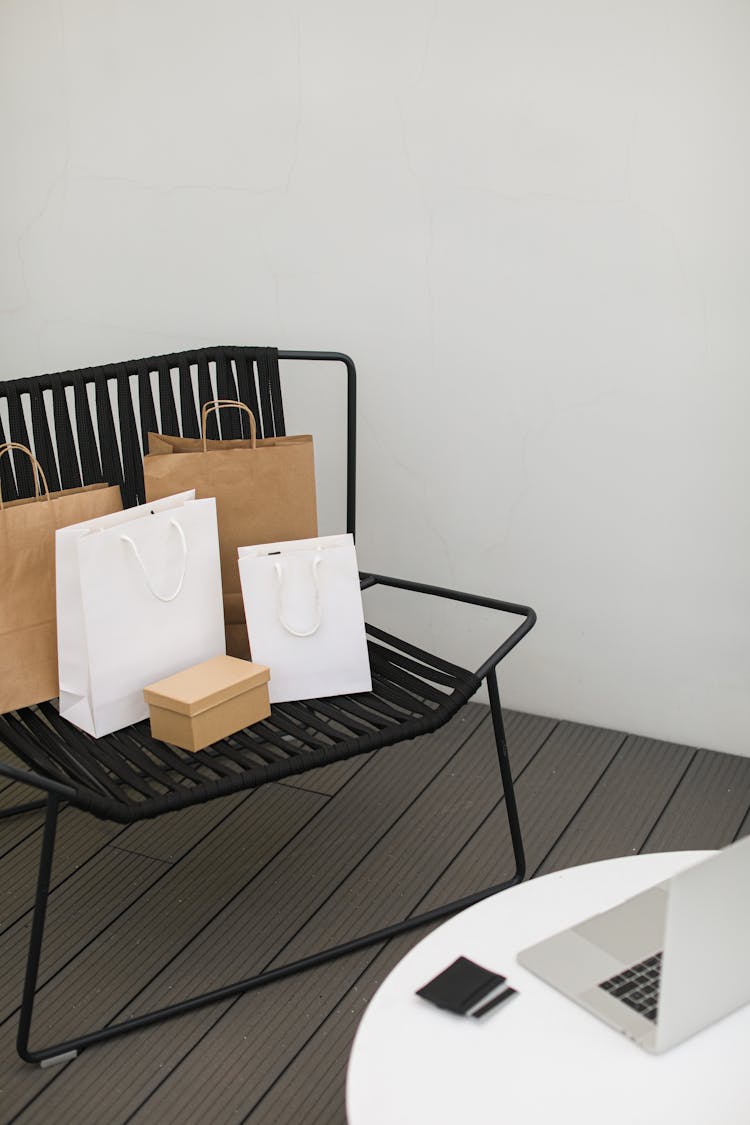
[1,706,749,1123]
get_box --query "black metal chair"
[0,346,536,1064]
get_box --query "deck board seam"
[638,748,700,852]
[94,712,553,1120]
[105,844,175,866]
[530,732,629,876]
[275,779,342,797]
[5,787,331,1056]
[404,718,558,916]
[3,711,749,1124]
[0,818,128,939]
[29,711,490,1117]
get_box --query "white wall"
[2,0,749,755]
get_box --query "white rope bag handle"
[273,551,323,637]
[120,518,188,603]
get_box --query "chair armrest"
[0,759,76,799]
[359,571,536,678]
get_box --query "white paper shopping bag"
[57,490,226,737]
[238,534,372,703]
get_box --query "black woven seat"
[0,346,535,1065]
[1,628,479,823]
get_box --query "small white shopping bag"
[57,490,226,737]
[238,533,372,703]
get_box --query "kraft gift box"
[143,655,271,752]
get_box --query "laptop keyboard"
[598,952,662,1022]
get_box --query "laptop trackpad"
[574,887,667,963]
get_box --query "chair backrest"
[0,346,284,510]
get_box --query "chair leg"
[14,684,526,1064]
[16,795,73,1065]
[487,667,526,884]
[358,667,527,934]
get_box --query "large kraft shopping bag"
[56,491,226,737]
[237,534,372,703]
[143,400,317,659]
[0,442,122,713]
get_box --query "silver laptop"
[517,834,750,1053]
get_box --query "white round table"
[346,852,750,1124]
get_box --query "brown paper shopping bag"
[143,400,317,658]
[0,443,123,713]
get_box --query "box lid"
[143,655,271,717]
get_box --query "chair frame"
[0,348,535,1065]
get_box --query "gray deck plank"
[110,789,259,863]
[0,784,327,1120]
[0,802,47,863]
[641,746,750,853]
[13,708,486,1124]
[52,709,547,1125]
[239,931,425,1125]
[275,713,554,961]
[247,735,750,1125]
[0,791,262,1020]
[121,712,555,1125]
[178,720,633,1124]
[0,745,54,861]
[0,780,43,814]
[279,755,373,796]
[167,930,428,1125]
[0,809,121,930]
[2,709,749,1125]
[0,847,166,1016]
[536,734,696,876]
[0,743,39,802]
[419,719,625,912]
